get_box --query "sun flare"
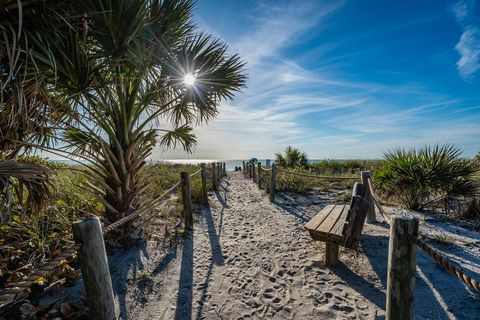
[183,73,196,86]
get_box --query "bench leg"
[325,242,339,266]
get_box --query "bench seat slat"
[305,204,349,243]
[318,205,347,235]
[305,204,335,231]
[330,206,350,236]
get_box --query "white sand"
[37,172,480,319]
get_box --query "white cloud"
[455,26,480,79]
[452,0,480,79]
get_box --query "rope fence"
[242,160,480,297]
[276,167,359,180]
[366,177,392,224]
[189,168,202,178]
[0,162,227,312]
[365,177,480,294]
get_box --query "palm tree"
[6,0,246,238]
[0,1,66,218]
[275,146,309,169]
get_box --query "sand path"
[37,172,480,319]
[119,173,381,319]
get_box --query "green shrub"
[374,145,480,210]
[275,146,308,168]
[309,159,382,175]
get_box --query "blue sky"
[155,0,480,160]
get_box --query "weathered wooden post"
[361,171,376,223]
[223,162,226,176]
[269,163,276,202]
[386,215,418,320]
[180,172,193,229]
[252,162,256,182]
[211,162,217,190]
[200,163,208,203]
[242,161,245,175]
[257,163,262,188]
[72,216,115,320]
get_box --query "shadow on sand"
[109,243,149,320]
[358,232,480,319]
[175,184,228,319]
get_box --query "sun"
[183,73,196,86]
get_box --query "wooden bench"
[304,182,369,265]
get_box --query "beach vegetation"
[373,145,480,211]
[275,146,309,169]
[1,0,246,241]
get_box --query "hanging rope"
[0,243,81,308]
[276,167,359,180]
[414,237,480,293]
[189,168,202,178]
[366,177,392,224]
[365,177,480,293]
[0,178,182,309]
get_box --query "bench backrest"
[343,182,369,249]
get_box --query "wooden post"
[200,163,208,203]
[211,162,217,190]
[386,215,418,320]
[257,163,262,188]
[269,164,276,202]
[247,163,251,179]
[72,216,115,320]
[252,162,256,182]
[222,162,226,176]
[361,171,376,223]
[242,161,245,175]
[325,242,339,266]
[180,172,193,230]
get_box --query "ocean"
[158,159,350,172]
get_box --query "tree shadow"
[108,243,148,320]
[174,231,194,320]
[172,199,225,319]
[194,205,225,319]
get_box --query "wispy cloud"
[452,0,480,79]
[153,1,480,160]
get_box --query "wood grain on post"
[257,163,262,188]
[325,242,339,266]
[269,164,276,202]
[72,216,115,320]
[361,171,376,223]
[386,215,419,320]
[180,172,193,230]
[200,163,208,203]
[212,162,217,190]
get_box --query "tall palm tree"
[11,0,247,237]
